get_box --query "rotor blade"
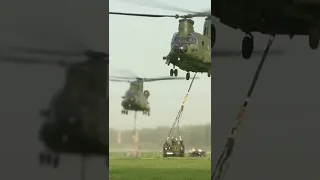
[143,77,196,82]
[110,76,139,80]
[110,12,177,18]
[109,78,131,82]
[187,11,211,18]
[12,23,91,50]
[7,46,88,57]
[0,56,69,67]
[118,0,199,14]
[212,49,285,57]
[112,69,138,78]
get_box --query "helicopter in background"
[0,47,109,169]
[110,74,187,115]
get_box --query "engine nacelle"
[143,90,150,98]
[203,17,215,47]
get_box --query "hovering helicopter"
[110,2,286,80]
[110,11,211,80]
[110,74,188,115]
[0,47,109,169]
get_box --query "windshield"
[171,33,197,44]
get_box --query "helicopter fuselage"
[37,57,109,168]
[121,90,150,111]
[39,120,108,155]
[163,19,211,80]
[165,33,210,72]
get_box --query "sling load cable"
[132,111,139,157]
[167,73,197,140]
[211,35,276,180]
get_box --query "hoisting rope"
[167,73,197,140]
[211,35,275,180]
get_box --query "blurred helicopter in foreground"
[0,47,108,168]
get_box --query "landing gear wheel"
[242,35,254,59]
[39,152,46,165]
[173,69,178,76]
[309,25,319,49]
[211,24,216,48]
[207,70,211,77]
[52,155,60,168]
[38,151,60,168]
[45,154,52,165]
[122,110,127,114]
[147,111,150,116]
[170,69,173,76]
[186,73,190,80]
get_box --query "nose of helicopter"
[172,44,189,53]
[127,98,135,106]
[180,44,188,53]
[122,96,136,107]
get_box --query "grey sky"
[109,0,211,130]
[0,0,108,179]
[212,21,320,179]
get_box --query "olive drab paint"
[110,76,186,115]
[121,80,150,112]
[164,16,211,78]
[109,11,212,79]
[178,19,195,36]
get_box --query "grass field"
[109,152,211,180]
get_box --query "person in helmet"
[163,140,170,149]
[172,137,178,145]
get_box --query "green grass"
[109,152,210,180]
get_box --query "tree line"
[109,124,211,150]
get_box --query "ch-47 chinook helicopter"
[0,47,109,172]
[110,2,285,80]
[110,11,211,80]
[110,74,187,115]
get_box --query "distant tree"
[109,124,211,150]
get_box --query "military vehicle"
[0,47,108,169]
[163,137,185,157]
[189,148,206,157]
[110,75,187,115]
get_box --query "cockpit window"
[186,36,195,43]
[173,37,180,43]
[171,33,197,44]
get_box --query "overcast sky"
[109,0,211,130]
